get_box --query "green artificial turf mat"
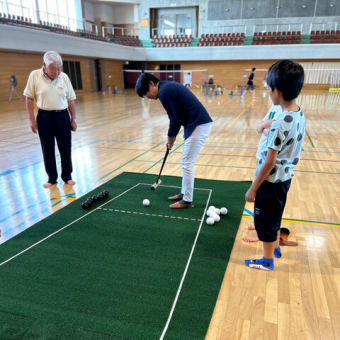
[0,172,250,339]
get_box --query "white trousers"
[181,122,212,202]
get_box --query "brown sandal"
[168,193,184,201]
[170,200,194,209]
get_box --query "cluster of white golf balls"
[206,205,228,225]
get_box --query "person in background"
[247,67,256,91]
[24,51,77,188]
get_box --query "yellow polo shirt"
[23,68,76,110]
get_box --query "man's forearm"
[26,98,36,123]
[68,100,76,121]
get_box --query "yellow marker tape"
[242,215,340,229]
[223,107,247,132]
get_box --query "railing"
[102,26,139,38]
[201,24,246,35]
[151,26,193,37]
[309,22,338,33]
[253,23,303,33]
[38,11,98,33]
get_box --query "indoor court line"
[136,160,340,175]
[204,144,340,153]
[98,142,164,181]
[306,129,315,148]
[223,107,250,132]
[143,142,185,174]
[169,150,340,164]
[0,183,141,267]
[141,117,221,174]
[2,155,338,229]
[242,213,340,229]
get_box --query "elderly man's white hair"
[43,51,63,67]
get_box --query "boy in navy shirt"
[245,60,305,271]
[136,73,212,209]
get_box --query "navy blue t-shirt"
[157,81,212,139]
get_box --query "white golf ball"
[143,199,150,206]
[208,205,215,211]
[206,210,213,217]
[212,214,220,222]
[220,207,228,215]
[214,208,221,215]
[206,217,215,225]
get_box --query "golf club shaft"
[156,148,169,183]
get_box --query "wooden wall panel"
[147,60,273,89]
[148,59,340,90]
[101,59,124,91]
[0,51,107,101]
[0,51,41,102]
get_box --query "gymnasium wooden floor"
[0,88,339,340]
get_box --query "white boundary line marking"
[159,189,212,340]
[99,208,202,222]
[0,183,141,267]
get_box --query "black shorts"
[254,179,291,242]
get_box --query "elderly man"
[24,51,77,188]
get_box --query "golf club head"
[150,179,162,191]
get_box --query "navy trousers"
[37,109,73,184]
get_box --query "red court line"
[92,146,340,163]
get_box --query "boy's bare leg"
[275,230,280,248]
[274,230,282,258]
[263,241,276,259]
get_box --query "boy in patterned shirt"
[243,104,282,242]
[245,60,305,271]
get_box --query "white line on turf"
[99,208,202,222]
[159,188,213,340]
[0,183,141,267]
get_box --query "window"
[0,0,83,28]
[158,7,196,36]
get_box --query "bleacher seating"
[0,12,106,42]
[107,34,142,47]
[310,30,340,44]
[153,34,192,47]
[252,31,302,45]
[197,33,244,47]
